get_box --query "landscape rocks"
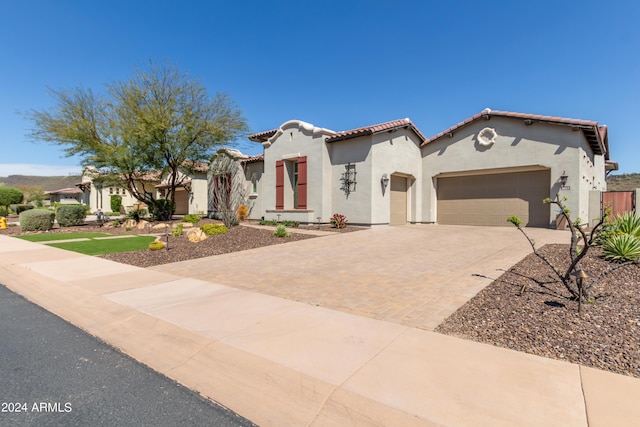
[187,228,207,243]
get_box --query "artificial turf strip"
[47,236,157,255]
[15,232,111,242]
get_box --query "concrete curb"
[1,235,639,426]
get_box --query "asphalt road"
[0,284,256,427]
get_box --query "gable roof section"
[422,109,608,158]
[325,118,426,144]
[242,154,264,164]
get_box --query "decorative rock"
[181,222,194,228]
[136,219,150,230]
[122,219,137,229]
[187,228,207,242]
[152,223,168,230]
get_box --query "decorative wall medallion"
[477,127,497,147]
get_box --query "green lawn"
[45,236,157,255]
[16,232,111,242]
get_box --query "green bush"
[110,195,122,214]
[55,205,87,227]
[0,187,23,213]
[182,214,201,224]
[200,223,228,235]
[602,233,640,263]
[259,219,278,226]
[0,206,7,216]
[172,223,183,237]
[281,220,300,227]
[274,224,290,237]
[19,209,55,231]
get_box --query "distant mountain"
[0,175,82,191]
[606,173,640,191]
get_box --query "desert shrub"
[281,220,299,227]
[0,206,6,216]
[110,195,122,214]
[19,209,55,231]
[259,219,278,226]
[151,199,175,220]
[182,214,201,224]
[148,241,165,251]
[56,205,87,227]
[15,204,34,214]
[274,224,290,237]
[172,223,183,237]
[330,213,348,229]
[200,223,228,235]
[237,205,249,221]
[602,233,640,263]
[127,208,147,223]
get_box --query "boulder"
[152,223,168,230]
[121,219,137,229]
[187,228,207,243]
[136,219,150,230]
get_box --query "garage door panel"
[437,171,550,227]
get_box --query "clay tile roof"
[47,187,83,195]
[422,109,607,157]
[248,129,278,142]
[241,154,264,164]
[325,118,426,143]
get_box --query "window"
[109,187,113,195]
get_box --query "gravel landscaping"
[3,218,638,379]
[435,244,640,379]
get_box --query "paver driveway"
[151,224,567,330]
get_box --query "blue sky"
[1,0,638,176]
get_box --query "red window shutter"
[297,156,307,209]
[275,160,284,210]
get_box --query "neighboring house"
[46,187,84,204]
[78,163,209,215]
[245,109,616,227]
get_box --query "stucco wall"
[244,162,263,220]
[328,137,373,224]
[421,117,605,225]
[370,131,422,224]
[262,121,333,222]
[188,172,208,215]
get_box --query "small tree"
[26,61,248,221]
[209,149,248,228]
[508,195,636,313]
[0,187,23,214]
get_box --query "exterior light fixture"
[183,182,192,193]
[381,173,390,189]
[559,171,568,188]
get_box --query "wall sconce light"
[559,171,568,188]
[183,182,192,193]
[381,173,390,189]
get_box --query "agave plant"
[614,212,640,238]
[602,233,640,263]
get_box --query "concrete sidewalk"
[1,234,639,426]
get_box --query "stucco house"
[79,162,209,216]
[244,109,615,227]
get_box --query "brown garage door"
[174,189,189,215]
[437,170,550,227]
[390,175,407,225]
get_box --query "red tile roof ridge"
[422,109,602,146]
[326,118,426,143]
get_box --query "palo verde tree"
[26,61,248,220]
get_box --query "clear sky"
[1,0,638,176]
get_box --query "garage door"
[437,170,550,227]
[174,190,189,215]
[390,175,407,225]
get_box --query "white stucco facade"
[245,110,611,227]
